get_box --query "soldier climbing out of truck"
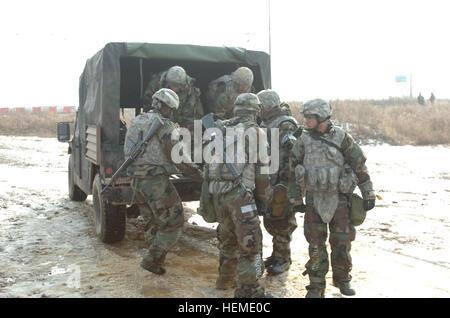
[124,88,203,275]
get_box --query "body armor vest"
[301,127,346,223]
[207,121,257,194]
[124,111,177,174]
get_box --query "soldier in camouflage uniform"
[142,66,204,134]
[124,88,203,275]
[205,67,254,119]
[288,99,376,297]
[204,93,273,298]
[257,89,299,275]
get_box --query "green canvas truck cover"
[78,42,271,171]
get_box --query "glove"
[289,197,305,213]
[181,163,204,183]
[192,168,204,183]
[363,199,375,211]
[294,204,307,213]
[359,180,376,211]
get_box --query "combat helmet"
[233,93,261,115]
[152,88,179,110]
[302,99,332,123]
[165,66,187,88]
[231,67,254,88]
[257,89,281,109]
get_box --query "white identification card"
[241,203,257,214]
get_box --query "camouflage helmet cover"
[302,99,332,122]
[231,67,254,87]
[165,66,187,87]
[233,93,261,114]
[257,89,281,109]
[152,88,179,110]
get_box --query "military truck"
[57,42,271,243]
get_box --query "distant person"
[142,66,204,134]
[417,93,425,105]
[430,92,436,105]
[205,66,254,119]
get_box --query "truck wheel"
[92,174,126,243]
[68,154,87,201]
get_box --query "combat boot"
[305,287,325,298]
[333,280,356,296]
[215,275,236,290]
[267,258,291,275]
[264,255,276,268]
[140,252,166,275]
[305,276,326,298]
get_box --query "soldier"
[257,89,299,275]
[142,66,204,134]
[417,93,425,105]
[288,99,376,298]
[205,66,254,119]
[430,92,435,105]
[124,88,203,275]
[203,93,272,298]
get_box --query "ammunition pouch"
[269,184,288,218]
[197,180,217,223]
[349,193,366,226]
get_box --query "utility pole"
[268,0,272,58]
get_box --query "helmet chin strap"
[307,116,330,134]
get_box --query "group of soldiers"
[123,66,376,298]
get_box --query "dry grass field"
[0,112,75,138]
[289,99,450,145]
[1,99,449,145]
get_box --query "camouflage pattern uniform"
[258,90,299,274]
[125,89,202,275]
[204,93,272,298]
[288,99,375,297]
[142,66,204,134]
[205,67,254,119]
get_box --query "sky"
[0,0,449,107]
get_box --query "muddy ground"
[0,136,449,298]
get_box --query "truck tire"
[92,174,126,243]
[68,154,87,201]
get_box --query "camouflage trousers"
[212,188,265,298]
[131,174,184,264]
[304,193,356,287]
[263,202,297,263]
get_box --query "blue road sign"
[395,75,408,82]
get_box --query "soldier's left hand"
[363,199,375,211]
[361,186,376,211]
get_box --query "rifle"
[101,117,163,194]
[201,113,253,200]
